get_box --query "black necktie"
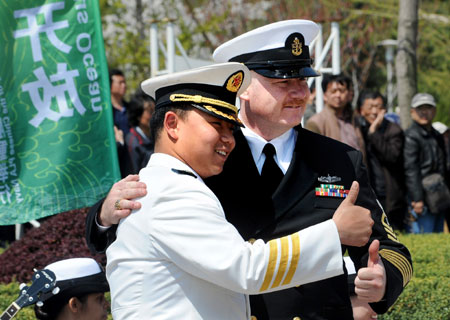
[261,143,284,195]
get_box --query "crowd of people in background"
[304,73,450,233]
[110,69,450,235]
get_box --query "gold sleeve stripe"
[271,235,290,288]
[386,234,398,242]
[388,251,413,285]
[260,240,278,292]
[384,226,397,238]
[384,228,398,241]
[381,212,399,242]
[381,252,412,287]
[379,249,413,286]
[282,232,300,285]
[379,249,412,280]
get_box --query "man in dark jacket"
[357,91,408,231]
[404,93,450,233]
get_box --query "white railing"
[308,22,341,114]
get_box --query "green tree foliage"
[100,0,449,125]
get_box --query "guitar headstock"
[15,269,57,309]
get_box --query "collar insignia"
[291,37,302,56]
[318,174,341,183]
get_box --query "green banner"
[0,0,120,225]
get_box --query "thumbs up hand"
[332,181,374,247]
[354,240,387,302]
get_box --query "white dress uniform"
[106,153,344,319]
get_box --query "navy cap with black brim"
[141,63,251,127]
[213,20,320,79]
[37,258,109,314]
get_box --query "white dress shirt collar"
[240,126,297,174]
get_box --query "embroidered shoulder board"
[171,168,197,178]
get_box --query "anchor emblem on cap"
[291,37,302,56]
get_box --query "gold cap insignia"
[291,37,302,56]
[226,71,244,92]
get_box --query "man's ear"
[164,111,180,140]
[67,297,82,314]
[239,88,250,102]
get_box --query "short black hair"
[128,89,156,127]
[34,294,89,320]
[150,104,194,142]
[109,68,124,86]
[357,90,385,111]
[322,74,351,93]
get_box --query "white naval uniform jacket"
[106,153,344,319]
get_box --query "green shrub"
[0,209,105,284]
[379,233,450,320]
[0,282,35,319]
[0,233,448,319]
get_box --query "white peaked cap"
[213,20,319,63]
[45,257,103,281]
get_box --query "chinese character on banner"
[0,0,120,225]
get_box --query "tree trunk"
[136,0,145,40]
[395,0,419,130]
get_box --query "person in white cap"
[404,93,450,233]
[86,20,412,320]
[105,62,375,319]
[34,257,109,320]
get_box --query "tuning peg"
[36,301,43,307]
[52,287,60,295]
[19,283,26,290]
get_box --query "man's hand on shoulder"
[98,174,147,226]
[332,181,374,247]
